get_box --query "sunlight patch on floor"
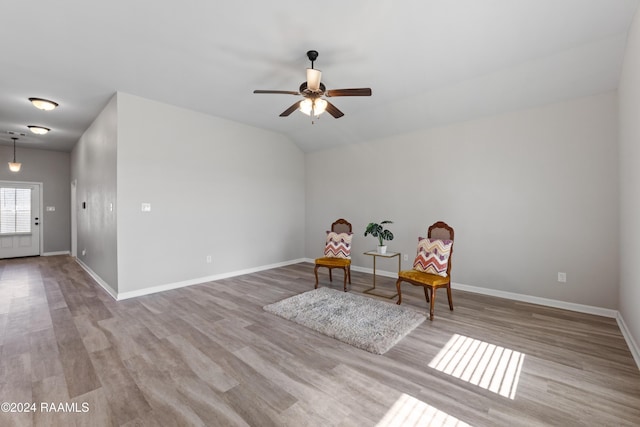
[376,393,471,427]
[429,334,525,399]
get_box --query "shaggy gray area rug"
[263,287,426,355]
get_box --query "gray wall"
[306,92,619,309]
[619,8,640,355]
[70,95,118,291]
[0,146,70,254]
[115,93,305,294]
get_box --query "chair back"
[427,221,454,276]
[331,218,352,234]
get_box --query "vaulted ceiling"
[0,0,637,152]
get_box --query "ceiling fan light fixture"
[300,98,327,117]
[29,97,58,111]
[314,98,327,115]
[299,99,313,115]
[306,68,322,92]
[28,125,50,135]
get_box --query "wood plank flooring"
[0,255,639,426]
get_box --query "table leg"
[372,255,377,289]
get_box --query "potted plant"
[364,220,394,254]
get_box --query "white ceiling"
[0,0,637,152]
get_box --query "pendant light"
[8,137,21,172]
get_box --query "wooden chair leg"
[343,267,347,292]
[329,269,333,282]
[429,287,435,321]
[314,265,320,289]
[447,283,454,311]
[395,279,403,305]
[423,286,430,302]
[347,266,351,284]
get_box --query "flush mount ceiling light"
[28,97,58,111]
[28,125,50,135]
[8,137,21,172]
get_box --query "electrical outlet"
[557,272,566,283]
[403,254,408,261]
[206,255,212,264]
[82,249,86,256]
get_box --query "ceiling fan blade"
[279,101,302,117]
[326,88,372,97]
[254,90,300,95]
[325,101,344,118]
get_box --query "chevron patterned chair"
[396,221,454,320]
[314,218,353,292]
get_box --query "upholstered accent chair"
[396,221,454,320]
[314,218,353,292]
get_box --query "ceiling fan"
[253,50,372,120]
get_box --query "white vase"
[377,245,387,254]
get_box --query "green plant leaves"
[364,220,394,245]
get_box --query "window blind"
[0,187,32,234]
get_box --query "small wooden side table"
[363,250,401,299]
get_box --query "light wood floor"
[1,255,639,426]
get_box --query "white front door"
[0,182,41,258]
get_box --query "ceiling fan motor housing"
[299,82,326,97]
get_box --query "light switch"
[141,203,151,212]
[46,206,56,212]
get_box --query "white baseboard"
[306,259,617,317]
[116,258,307,300]
[43,251,70,256]
[452,281,618,318]
[75,258,118,300]
[616,313,640,369]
